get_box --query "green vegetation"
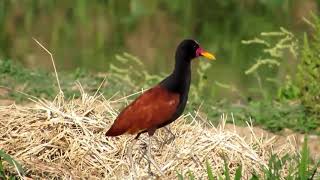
[0,149,23,179]
[1,36,320,180]
[177,137,319,179]
[1,1,319,135]
[0,59,55,101]
[1,1,320,178]
[297,15,320,118]
[1,21,320,134]
[2,0,318,100]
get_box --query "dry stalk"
[0,85,299,179]
[32,38,64,106]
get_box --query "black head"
[175,39,215,61]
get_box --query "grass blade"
[176,170,184,180]
[298,136,309,180]
[0,149,24,176]
[0,158,6,179]
[234,165,242,180]
[224,160,230,180]
[188,170,195,180]
[206,160,215,180]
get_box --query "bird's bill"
[200,51,216,60]
[196,47,216,60]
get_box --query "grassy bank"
[1,55,319,135]
[0,47,319,177]
[1,12,320,179]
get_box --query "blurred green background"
[0,0,319,99]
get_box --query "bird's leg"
[127,133,141,178]
[150,135,162,147]
[128,139,137,177]
[163,126,176,145]
[145,129,164,175]
[146,135,164,176]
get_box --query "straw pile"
[0,82,299,179]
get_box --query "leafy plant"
[176,137,319,179]
[260,136,320,179]
[297,15,320,117]
[242,27,298,99]
[109,52,163,90]
[277,75,300,101]
[243,27,298,75]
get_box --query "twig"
[94,74,108,98]
[32,38,63,94]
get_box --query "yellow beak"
[200,51,216,60]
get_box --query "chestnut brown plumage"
[105,39,215,175]
[106,85,180,137]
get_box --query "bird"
[106,39,215,175]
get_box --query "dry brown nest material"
[0,83,299,179]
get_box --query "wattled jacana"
[106,39,215,174]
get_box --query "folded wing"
[106,85,180,136]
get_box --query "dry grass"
[0,39,300,179]
[0,82,299,179]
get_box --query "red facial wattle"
[196,47,204,57]
[196,47,216,60]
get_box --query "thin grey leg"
[146,136,164,176]
[128,138,138,177]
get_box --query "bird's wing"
[106,85,180,136]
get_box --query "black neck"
[173,55,191,80]
[160,53,191,93]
